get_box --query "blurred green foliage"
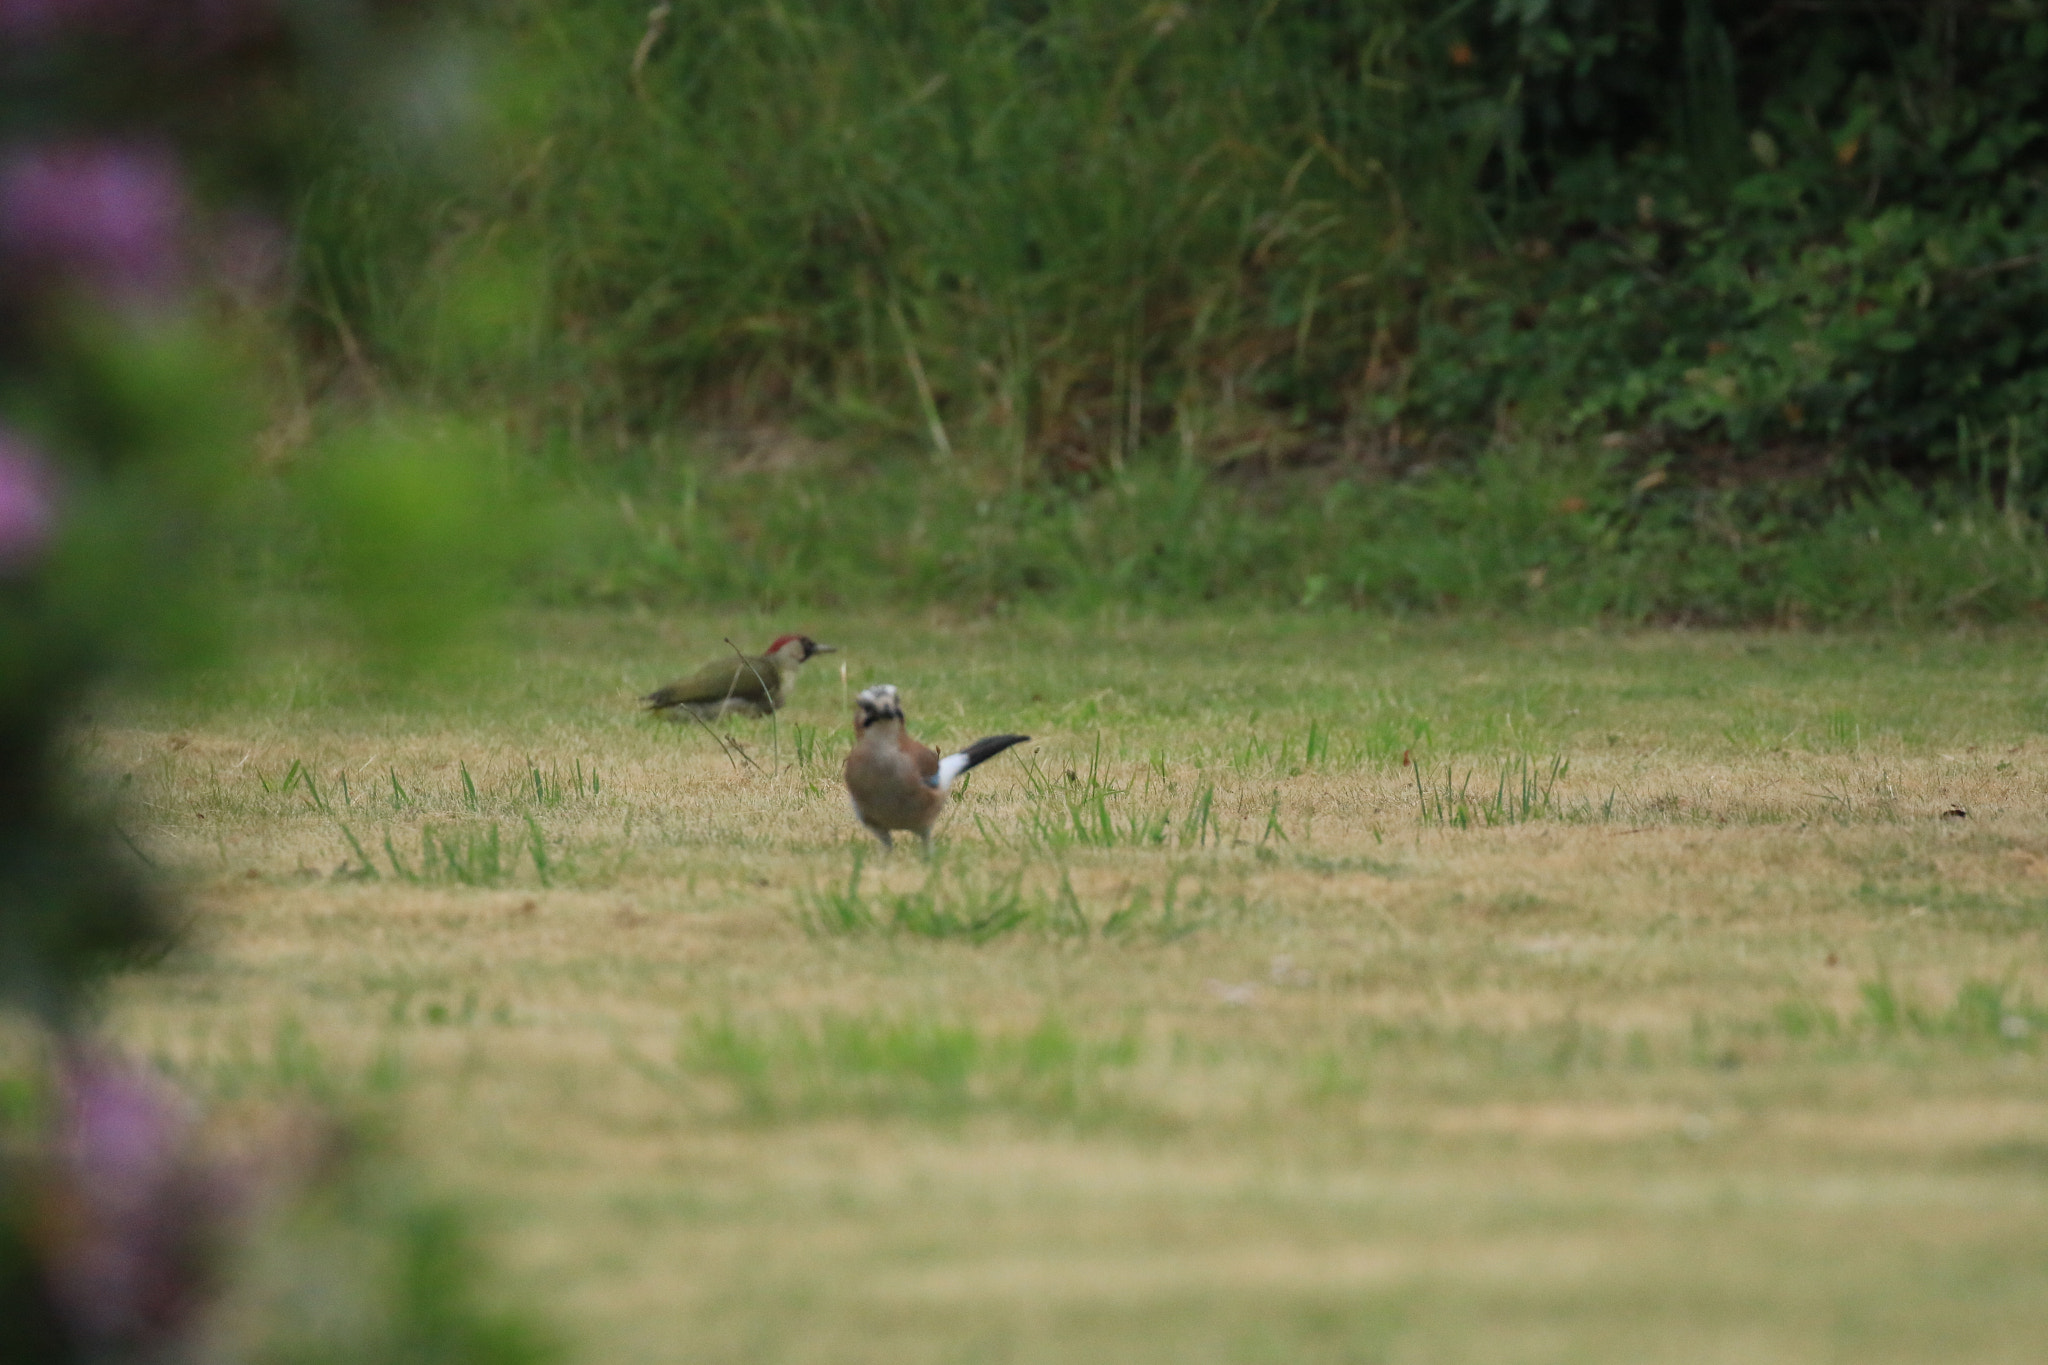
[1,6,529,1021]
[1,5,556,1361]
[299,0,2048,494]
[309,416,523,662]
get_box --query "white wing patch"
[933,751,973,791]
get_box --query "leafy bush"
[1412,1,2048,481]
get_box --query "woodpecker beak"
[808,641,838,657]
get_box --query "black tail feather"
[957,734,1030,772]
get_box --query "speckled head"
[854,683,904,731]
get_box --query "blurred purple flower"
[0,427,57,570]
[40,1052,240,1355]
[0,141,189,309]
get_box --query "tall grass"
[343,818,557,887]
[297,2,2048,493]
[1001,749,1222,852]
[795,853,1226,944]
[795,851,1029,943]
[529,441,2048,622]
[1413,754,1574,829]
[280,3,2048,625]
[302,1,1447,467]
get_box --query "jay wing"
[844,683,1029,850]
[934,735,1031,790]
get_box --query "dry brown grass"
[89,608,2048,1363]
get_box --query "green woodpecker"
[843,684,1029,850]
[642,634,835,718]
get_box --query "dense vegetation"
[293,1,2048,618]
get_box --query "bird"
[642,634,836,718]
[843,684,1029,851]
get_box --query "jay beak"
[643,634,836,718]
[843,684,1029,851]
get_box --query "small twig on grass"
[680,702,764,775]
[629,2,671,95]
[1961,249,2045,281]
[604,1020,688,1096]
[113,821,158,870]
[726,637,781,775]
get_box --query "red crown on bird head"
[767,634,805,654]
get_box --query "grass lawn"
[91,606,2048,1364]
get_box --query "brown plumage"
[842,684,1028,850]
